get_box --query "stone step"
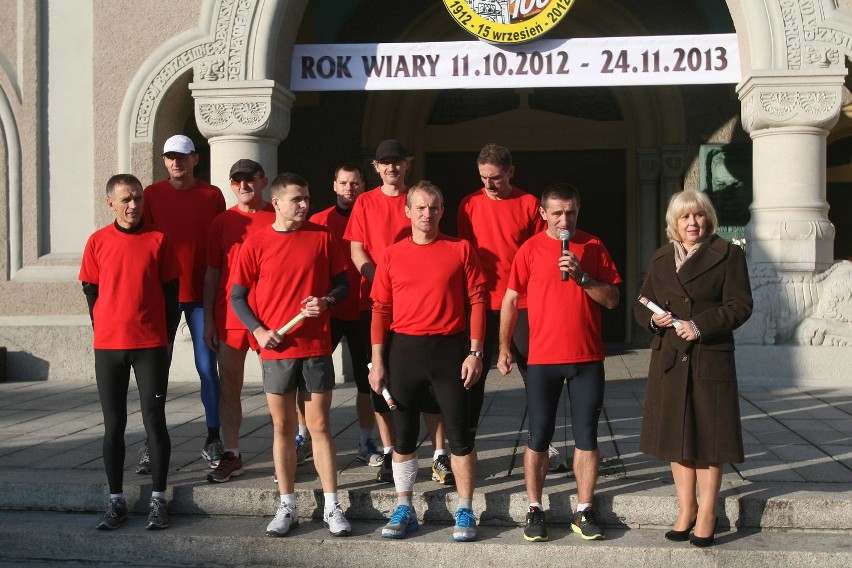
[1,511,850,568]
[1,468,850,532]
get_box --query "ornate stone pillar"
[190,80,295,205]
[738,71,843,274]
[636,148,661,270]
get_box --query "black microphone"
[559,229,572,281]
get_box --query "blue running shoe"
[381,505,419,539]
[452,508,478,541]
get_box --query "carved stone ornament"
[738,72,844,132]
[736,260,852,346]
[133,0,260,140]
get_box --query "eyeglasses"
[231,174,263,184]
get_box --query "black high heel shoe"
[689,516,718,548]
[664,519,696,542]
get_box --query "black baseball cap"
[229,159,264,179]
[375,139,411,161]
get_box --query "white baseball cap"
[162,134,196,155]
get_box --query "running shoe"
[295,434,312,466]
[431,454,455,485]
[207,451,245,483]
[523,506,548,542]
[357,439,383,467]
[571,508,605,540]
[135,444,151,475]
[548,444,568,472]
[452,507,478,542]
[145,497,170,530]
[96,497,127,530]
[323,502,352,537]
[377,452,394,483]
[201,439,224,469]
[381,505,419,539]
[267,502,298,537]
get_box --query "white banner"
[290,34,740,91]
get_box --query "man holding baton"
[369,181,486,542]
[230,173,352,537]
[498,183,621,542]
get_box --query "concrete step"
[2,467,851,533]
[1,511,850,568]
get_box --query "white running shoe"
[323,502,352,537]
[266,502,298,537]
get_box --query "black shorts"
[387,333,474,456]
[524,361,605,452]
[261,356,335,395]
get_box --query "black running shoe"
[96,497,127,530]
[145,497,170,530]
[431,454,455,485]
[523,506,548,542]
[135,444,151,475]
[571,508,605,540]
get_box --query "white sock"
[384,446,394,455]
[151,491,166,500]
[281,493,296,509]
[433,449,448,460]
[109,493,125,501]
[392,458,417,495]
[298,424,309,439]
[398,495,413,507]
[359,428,372,447]
[577,502,592,512]
[324,493,339,512]
[458,497,473,510]
[226,448,240,457]
[529,502,543,511]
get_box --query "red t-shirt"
[79,223,181,350]
[310,205,360,321]
[231,222,348,360]
[143,179,226,303]
[371,235,486,336]
[457,186,545,310]
[508,229,622,364]
[343,187,410,311]
[206,203,276,330]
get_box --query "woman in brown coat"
[633,190,752,547]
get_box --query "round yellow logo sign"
[443,0,576,44]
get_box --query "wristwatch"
[469,350,483,359]
[323,295,336,307]
[578,272,591,286]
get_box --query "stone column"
[637,148,662,270]
[189,80,295,205]
[738,71,843,274]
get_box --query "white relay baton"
[637,295,682,328]
[367,362,397,410]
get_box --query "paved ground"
[1,349,851,566]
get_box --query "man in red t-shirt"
[230,173,352,538]
[369,181,486,542]
[142,135,226,471]
[79,174,180,531]
[499,183,621,543]
[344,140,449,485]
[202,159,275,483]
[457,144,545,436]
[309,163,383,467]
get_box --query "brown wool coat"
[633,235,752,464]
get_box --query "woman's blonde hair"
[665,190,718,243]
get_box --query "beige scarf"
[674,240,703,272]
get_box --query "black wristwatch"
[324,295,336,307]
[469,350,483,359]
[578,272,591,286]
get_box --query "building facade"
[1,0,850,383]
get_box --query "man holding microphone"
[498,183,621,543]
